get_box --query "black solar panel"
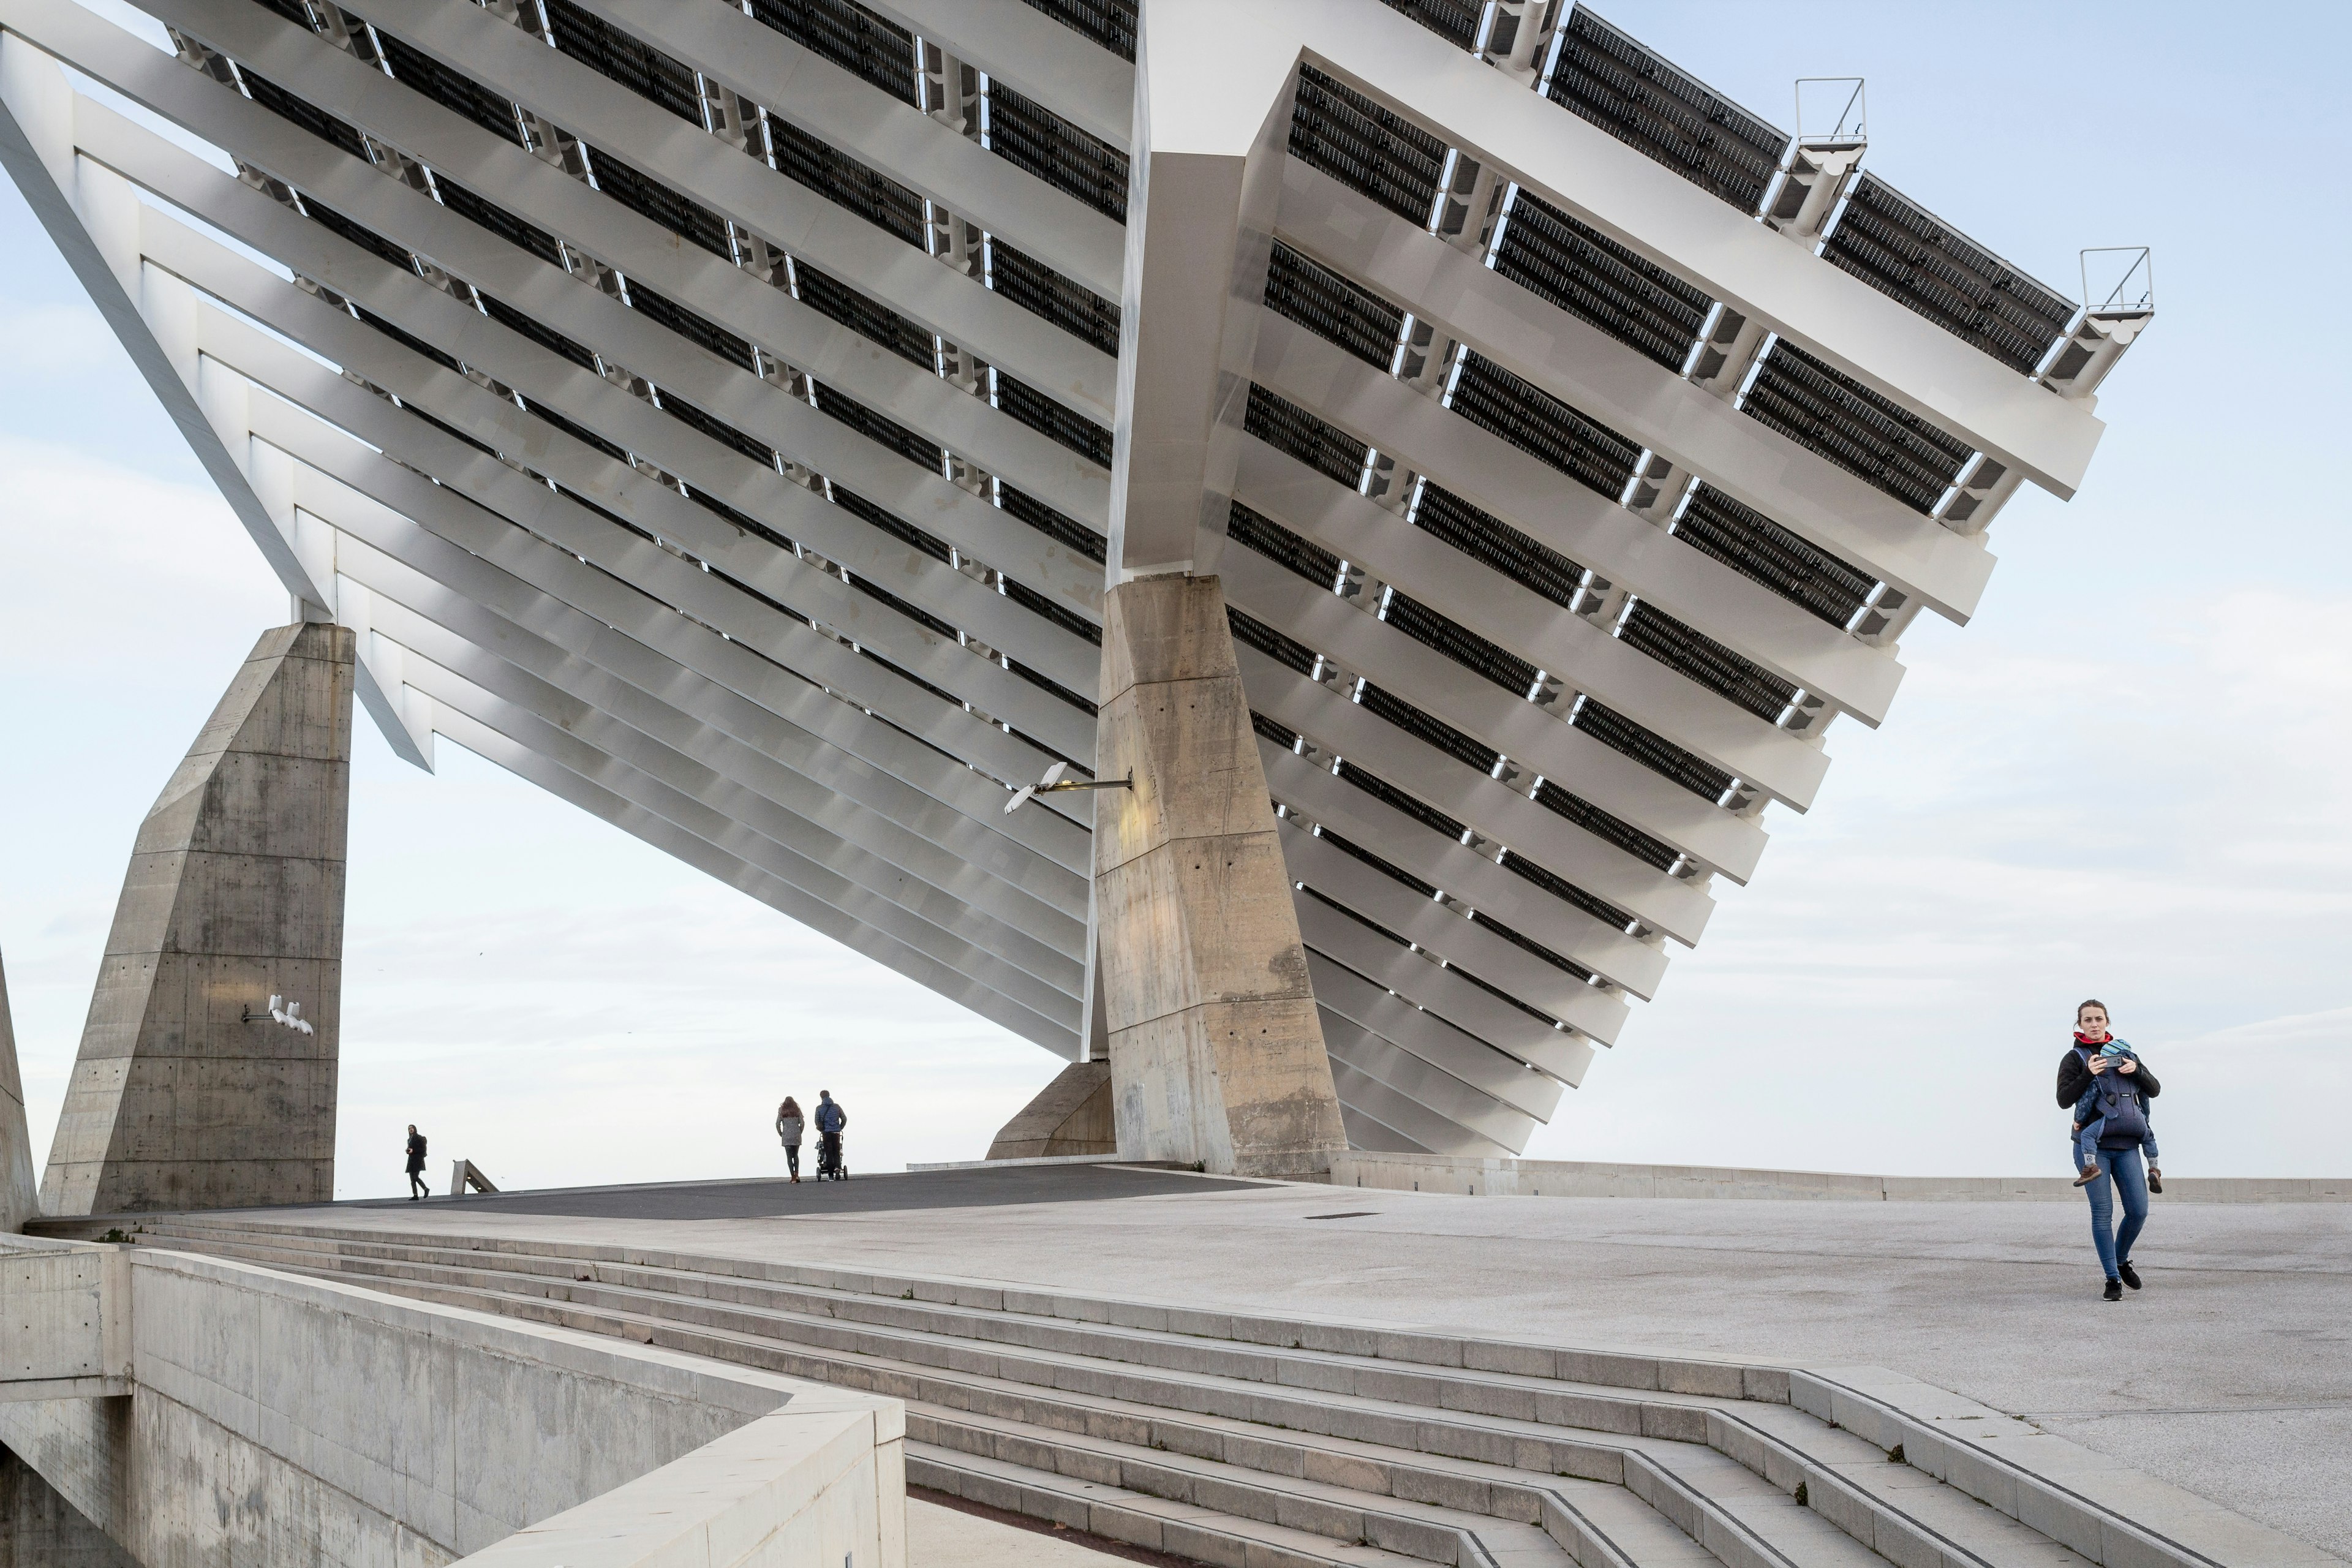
[788,263,933,371]
[434,179,565,268]
[1016,0,1137,61]
[1319,831,1440,899]
[1263,243,1404,369]
[1448,353,1640,498]
[1617,600,1795,723]
[1382,592,1539,698]
[1336,760,1468,841]
[240,72,372,160]
[1289,67,1444,227]
[519,394,631,464]
[1243,384,1366,488]
[1493,191,1711,371]
[1000,484,1108,563]
[541,0,703,127]
[1499,851,1632,932]
[478,293,600,371]
[1742,342,1970,515]
[627,283,760,374]
[989,240,1121,357]
[1228,608,1319,676]
[1003,578,1103,646]
[831,484,952,561]
[1530,778,1677,871]
[371,31,526,148]
[1251,710,1301,750]
[748,0,918,107]
[1469,908,1593,979]
[659,391,777,467]
[813,383,943,472]
[1357,684,1501,774]
[1673,484,1874,630]
[1378,0,1482,49]
[303,200,417,273]
[584,147,734,260]
[1411,484,1585,612]
[987,83,1129,224]
[993,374,1114,469]
[768,119,925,247]
[1822,177,2075,376]
[1545,7,1786,214]
[1227,500,1342,589]
[1572,696,1732,802]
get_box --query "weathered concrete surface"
[42,621,354,1215]
[0,1446,135,1568]
[0,953,35,1232]
[1093,576,1346,1178]
[186,1174,2352,1559]
[986,1062,1115,1161]
[456,1400,901,1568]
[0,1244,902,1568]
[1330,1151,2352,1203]
[0,1237,130,1400]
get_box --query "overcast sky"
[3,1,2346,1197]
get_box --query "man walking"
[404,1125,429,1200]
[815,1090,846,1180]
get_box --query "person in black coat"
[2057,1000,2160,1300]
[405,1125,429,1200]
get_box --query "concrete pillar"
[40,623,354,1215]
[1093,575,1346,1178]
[0,956,36,1232]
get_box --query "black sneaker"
[2103,1278,2123,1302]
[2147,1167,2163,1194]
[2119,1261,2142,1291]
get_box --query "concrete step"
[131,1221,2100,1568]
[905,1443,1434,1568]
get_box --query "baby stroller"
[815,1131,849,1182]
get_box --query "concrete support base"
[986,1063,1115,1161]
[1092,576,1345,1178]
[0,956,36,1233]
[41,623,355,1216]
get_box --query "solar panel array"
[0,0,2136,1161]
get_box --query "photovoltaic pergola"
[0,0,2148,1158]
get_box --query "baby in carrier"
[2071,1038,2162,1191]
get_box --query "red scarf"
[2073,1030,2111,1048]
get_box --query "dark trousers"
[820,1131,842,1172]
[407,1167,428,1198]
[785,1145,801,1178]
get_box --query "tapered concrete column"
[41,623,354,1215]
[1093,575,1346,1177]
[0,954,36,1232]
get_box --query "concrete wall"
[0,1445,137,1568]
[1329,1151,2352,1202]
[0,1245,902,1568]
[43,622,354,1215]
[0,953,35,1232]
[0,1238,130,1400]
[1092,576,1346,1178]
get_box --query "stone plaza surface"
[130,1165,2352,1562]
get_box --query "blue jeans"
[2082,1145,2149,1280]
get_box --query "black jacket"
[2056,1047,2160,1114]
[405,1134,428,1172]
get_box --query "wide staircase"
[115,1213,2118,1568]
